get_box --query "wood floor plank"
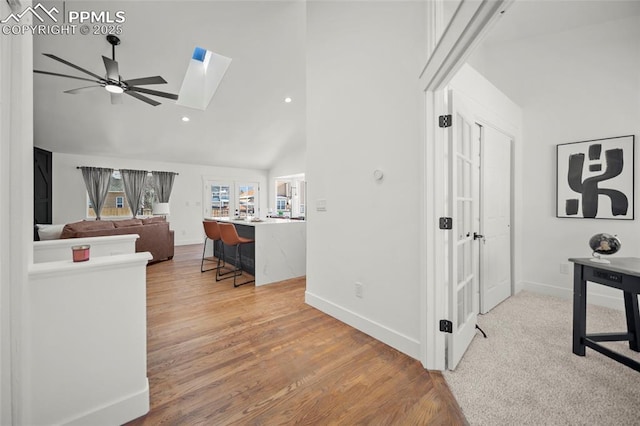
[125,244,467,425]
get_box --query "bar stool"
[201,221,225,273]
[217,222,255,287]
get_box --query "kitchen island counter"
[206,217,306,286]
[215,217,305,226]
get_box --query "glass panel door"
[208,182,231,218]
[237,182,259,218]
[447,90,479,370]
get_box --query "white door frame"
[2,0,35,421]
[419,0,513,370]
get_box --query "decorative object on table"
[71,245,90,262]
[556,135,634,219]
[588,233,621,263]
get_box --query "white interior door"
[479,124,512,313]
[447,90,480,370]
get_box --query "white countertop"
[208,217,305,227]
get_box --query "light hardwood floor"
[126,244,467,425]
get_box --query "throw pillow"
[60,220,116,238]
[142,216,166,225]
[36,224,65,240]
[113,219,143,228]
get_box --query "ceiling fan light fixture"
[105,84,124,94]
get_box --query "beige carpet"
[443,291,640,426]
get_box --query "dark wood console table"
[569,257,640,372]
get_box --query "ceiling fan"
[33,35,178,107]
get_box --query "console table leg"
[623,291,640,352]
[573,264,587,356]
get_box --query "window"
[276,197,287,211]
[87,170,156,218]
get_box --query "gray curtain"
[152,171,177,203]
[120,169,148,218]
[80,166,113,220]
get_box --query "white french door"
[447,90,480,370]
[203,180,260,219]
[236,182,259,217]
[205,181,232,218]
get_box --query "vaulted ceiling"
[470,0,640,105]
[33,1,306,170]
[34,1,640,171]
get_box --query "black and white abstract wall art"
[557,135,634,220]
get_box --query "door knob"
[473,232,485,242]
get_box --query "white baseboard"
[305,291,420,360]
[522,281,572,300]
[64,379,149,426]
[522,281,626,311]
[175,238,203,246]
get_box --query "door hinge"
[438,114,452,128]
[440,319,453,333]
[439,217,452,230]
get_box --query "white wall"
[306,1,425,359]
[469,16,640,309]
[448,63,524,294]
[51,152,268,246]
[26,253,151,425]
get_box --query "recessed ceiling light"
[181,116,190,122]
[284,97,292,103]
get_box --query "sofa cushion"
[60,220,116,239]
[36,224,65,240]
[142,216,166,225]
[113,219,144,228]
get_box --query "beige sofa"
[60,217,174,263]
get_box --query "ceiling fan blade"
[128,86,178,100]
[124,76,167,86]
[64,86,102,94]
[42,53,104,81]
[34,70,98,83]
[102,56,120,81]
[110,92,123,104]
[125,90,160,107]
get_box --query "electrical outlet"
[355,282,363,298]
[560,263,570,274]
